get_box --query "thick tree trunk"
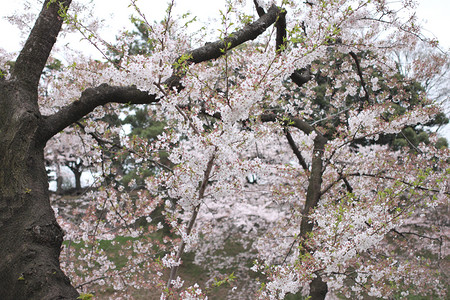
[0,1,78,297]
[0,84,79,300]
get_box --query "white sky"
[0,0,230,54]
[1,0,449,138]
[1,0,449,53]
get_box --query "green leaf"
[77,293,94,300]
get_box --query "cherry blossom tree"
[1,0,448,299]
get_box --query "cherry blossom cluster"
[19,0,449,298]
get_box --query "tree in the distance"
[0,0,449,299]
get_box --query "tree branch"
[253,0,266,17]
[300,135,327,238]
[284,128,309,172]
[267,3,311,87]
[188,5,281,63]
[349,51,370,106]
[347,172,449,195]
[12,0,72,89]
[320,172,353,196]
[39,84,158,142]
[390,228,443,244]
[342,176,353,193]
[260,113,321,137]
[275,9,287,52]
[260,113,328,241]
[164,4,283,89]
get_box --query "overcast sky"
[1,0,449,53]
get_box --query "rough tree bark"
[0,0,79,298]
[0,79,80,299]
